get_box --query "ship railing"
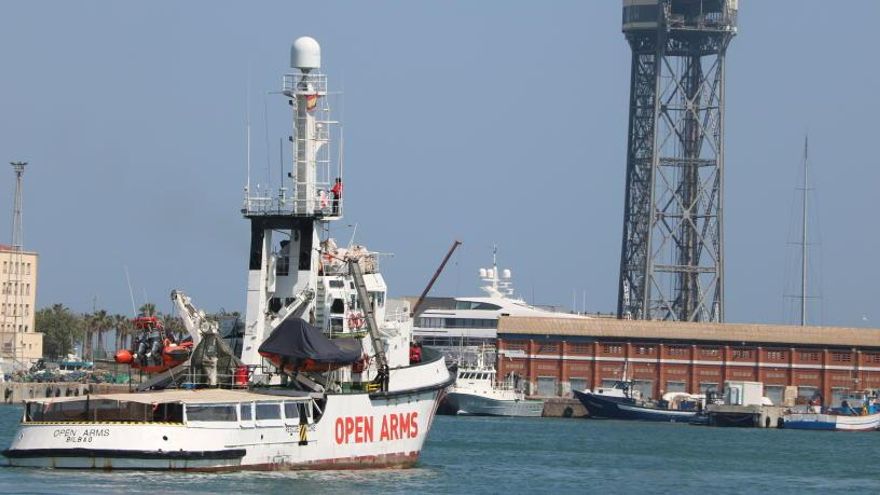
[282,72,328,96]
[243,193,343,218]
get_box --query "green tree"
[138,303,157,317]
[90,309,111,359]
[35,304,84,360]
[161,313,186,342]
[113,314,132,351]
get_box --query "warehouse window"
[667,346,689,357]
[731,349,753,359]
[799,351,820,362]
[766,350,786,361]
[831,352,852,363]
[538,342,559,354]
[602,344,623,355]
[700,347,720,358]
[569,343,592,354]
[634,345,655,355]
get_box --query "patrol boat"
[3,36,453,471]
[444,347,543,417]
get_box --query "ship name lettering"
[333,412,418,445]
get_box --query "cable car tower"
[617,0,737,322]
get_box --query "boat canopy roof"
[24,388,312,406]
[258,318,361,364]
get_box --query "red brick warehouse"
[496,317,880,407]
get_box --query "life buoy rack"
[347,312,365,329]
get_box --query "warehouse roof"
[498,316,880,349]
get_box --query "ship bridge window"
[329,279,345,288]
[444,318,497,329]
[256,403,282,420]
[284,402,300,423]
[240,403,253,421]
[455,301,502,311]
[186,404,238,422]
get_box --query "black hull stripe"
[369,372,456,400]
[3,448,246,460]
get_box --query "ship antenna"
[491,244,498,293]
[246,71,251,197]
[124,265,137,318]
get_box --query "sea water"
[0,405,877,494]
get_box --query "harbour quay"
[496,316,880,408]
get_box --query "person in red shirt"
[331,177,343,215]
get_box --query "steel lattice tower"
[10,162,26,250]
[617,1,737,322]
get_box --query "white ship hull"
[445,392,543,417]
[5,358,452,471]
[783,412,880,432]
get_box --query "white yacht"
[3,36,452,471]
[444,348,543,417]
[413,249,583,365]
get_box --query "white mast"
[800,135,808,327]
[240,36,334,367]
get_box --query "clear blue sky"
[1,1,878,327]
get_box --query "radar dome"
[479,268,487,278]
[502,269,512,279]
[291,36,321,70]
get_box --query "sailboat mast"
[800,135,808,327]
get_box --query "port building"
[0,244,42,366]
[497,316,880,407]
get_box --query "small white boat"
[783,391,880,432]
[444,349,543,417]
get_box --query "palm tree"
[138,303,157,317]
[91,309,110,359]
[81,312,94,360]
[113,314,131,351]
[161,313,186,342]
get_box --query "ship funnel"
[291,36,321,71]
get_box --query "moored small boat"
[782,391,880,432]
[573,382,701,422]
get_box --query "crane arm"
[170,289,219,346]
[411,240,462,317]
